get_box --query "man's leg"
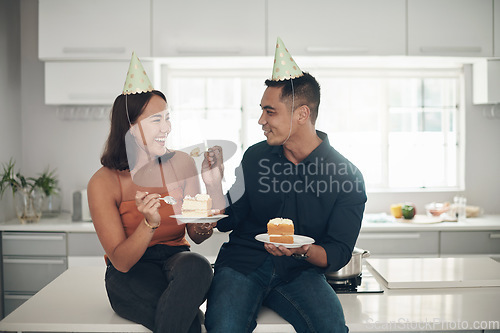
[205,261,272,333]
[264,269,348,333]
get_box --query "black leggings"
[105,247,213,333]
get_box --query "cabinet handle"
[305,46,369,54]
[490,233,500,239]
[176,48,241,55]
[2,234,65,241]
[358,233,421,240]
[419,46,482,53]
[67,93,117,101]
[4,294,32,300]
[3,258,66,265]
[62,47,127,54]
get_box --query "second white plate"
[255,233,315,248]
[170,214,228,224]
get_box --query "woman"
[88,88,219,333]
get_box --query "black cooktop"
[328,269,384,294]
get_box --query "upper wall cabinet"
[495,0,500,56]
[408,0,493,57]
[39,0,151,60]
[44,61,154,105]
[152,0,266,57]
[472,59,500,104]
[267,0,406,56]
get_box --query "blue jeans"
[205,256,348,333]
[105,246,213,333]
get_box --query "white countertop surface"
[366,257,500,289]
[0,214,95,232]
[1,214,499,233]
[1,264,500,332]
[361,214,500,232]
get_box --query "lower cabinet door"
[3,256,67,293]
[440,231,500,255]
[3,293,33,316]
[356,232,439,256]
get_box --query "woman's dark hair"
[101,90,167,170]
[265,72,321,124]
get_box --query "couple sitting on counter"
[88,38,366,333]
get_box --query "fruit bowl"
[425,202,450,217]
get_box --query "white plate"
[255,233,315,248]
[170,214,228,224]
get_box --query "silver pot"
[326,247,370,280]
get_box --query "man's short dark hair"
[265,72,321,124]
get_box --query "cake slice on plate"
[267,217,294,244]
[181,194,213,217]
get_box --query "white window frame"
[158,62,465,193]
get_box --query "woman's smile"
[154,135,167,146]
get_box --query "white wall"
[19,0,109,214]
[463,64,500,214]
[0,0,22,222]
[10,0,500,217]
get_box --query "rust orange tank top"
[116,171,189,248]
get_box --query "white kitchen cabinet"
[39,0,151,60]
[495,0,500,56]
[267,0,406,56]
[44,60,155,105]
[472,59,500,104]
[67,233,106,267]
[152,0,266,56]
[440,231,500,255]
[2,232,68,316]
[408,0,493,57]
[355,231,439,257]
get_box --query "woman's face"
[131,95,171,157]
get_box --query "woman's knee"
[167,252,213,284]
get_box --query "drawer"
[3,256,67,293]
[3,293,33,316]
[2,232,67,256]
[67,233,105,256]
[440,231,500,255]
[356,231,439,256]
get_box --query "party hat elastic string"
[281,78,295,146]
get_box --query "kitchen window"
[161,65,464,192]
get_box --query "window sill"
[367,186,464,194]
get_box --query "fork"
[160,196,177,205]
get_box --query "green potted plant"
[33,167,62,218]
[0,159,60,223]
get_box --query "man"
[204,38,366,332]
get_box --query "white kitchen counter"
[0,214,95,232]
[1,214,499,233]
[1,265,499,332]
[361,214,500,232]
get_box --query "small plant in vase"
[0,159,59,223]
[33,167,62,217]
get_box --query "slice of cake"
[181,194,213,217]
[267,217,294,244]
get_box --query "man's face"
[258,86,293,146]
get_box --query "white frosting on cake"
[194,194,210,201]
[268,218,293,225]
[183,194,211,202]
